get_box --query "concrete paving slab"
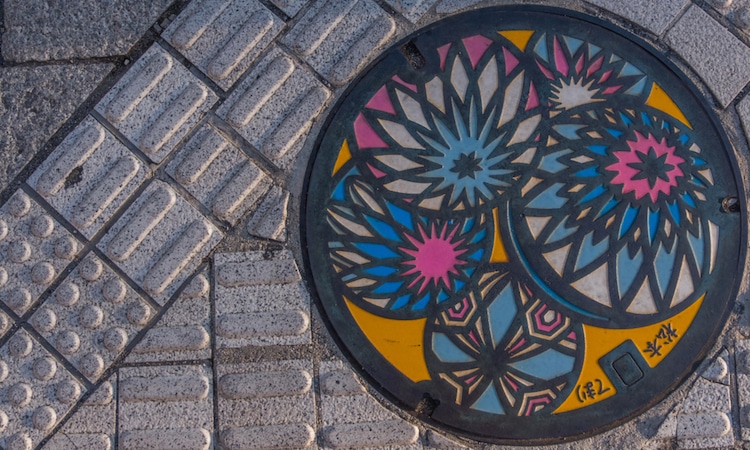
[31,252,156,382]
[162,0,284,91]
[98,180,223,305]
[0,64,112,189]
[213,251,311,347]
[245,185,290,242]
[319,360,420,449]
[0,329,85,450]
[666,4,750,107]
[585,0,689,35]
[384,0,438,23]
[165,123,272,226]
[216,359,315,449]
[0,190,83,317]
[282,0,396,86]
[217,46,331,170]
[43,376,116,450]
[28,117,150,240]
[126,271,211,363]
[2,0,172,62]
[118,364,214,450]
[95,44,219,163]
[269,0,309,18]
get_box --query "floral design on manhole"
[304,7,744,443]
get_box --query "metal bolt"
[415,393,440,417]
[721,196,740,213]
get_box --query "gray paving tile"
[0,329,85,450]
[426,430,469,449]
[126,271,212,363]
[0,190,83,317]
[43,375,117,450]
[245,185,290,242]
[735,339,750,440]
[217,47,330,170]
[2,0,172,62]
[736,90,750,144]
[282,0,396,86]
[666,5,750,107]
[162,0,284,91]
[28,116,150,240]
[95,44,219,163]
[654,374,734,448]
[216,359,315,449]
[318,360,420,449]
[384,0,437,23]
[585,0,688,35]
[98,180,223,305]
[0,310,10,342]
[269,0,309,17]
[31,252,156,383]
[166,123,272,226]
[0,64,112,189]
[118,364,214,450]
[434,0,482,14]
[213,250,311,348]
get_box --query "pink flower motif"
[606,131,686,203]
[400,222,468,294]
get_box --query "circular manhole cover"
[303,6,745,443]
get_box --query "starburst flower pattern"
[323,176,489,319]
[510,109,715,324]
[550,77,604,110]
[417,102,512,207]
[533,34,652,111]
[401,222,469,293]
[348,34,543,213]
[607,131,686,203]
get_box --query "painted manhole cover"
[303,6,745,443]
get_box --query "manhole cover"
[303,6,745,443]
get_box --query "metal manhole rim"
[299,4,748,445]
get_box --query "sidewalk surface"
[1,0,750,449]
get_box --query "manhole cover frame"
[300,5,747,445]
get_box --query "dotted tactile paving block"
[95,44,219,163]
[166,123,272,226]
[30,252,156,383]
[0,189,82,317]
[162,0,284,91]
[98,180,223,305]
[0,329,85,450]
[28,116,150,240]
[213,250,311,348]
[216,359,315,449]
[0,310,11,342]
[118,364,214,450]
[43,375,117,450]
[217,47,330,170]
[282,0,396,86]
